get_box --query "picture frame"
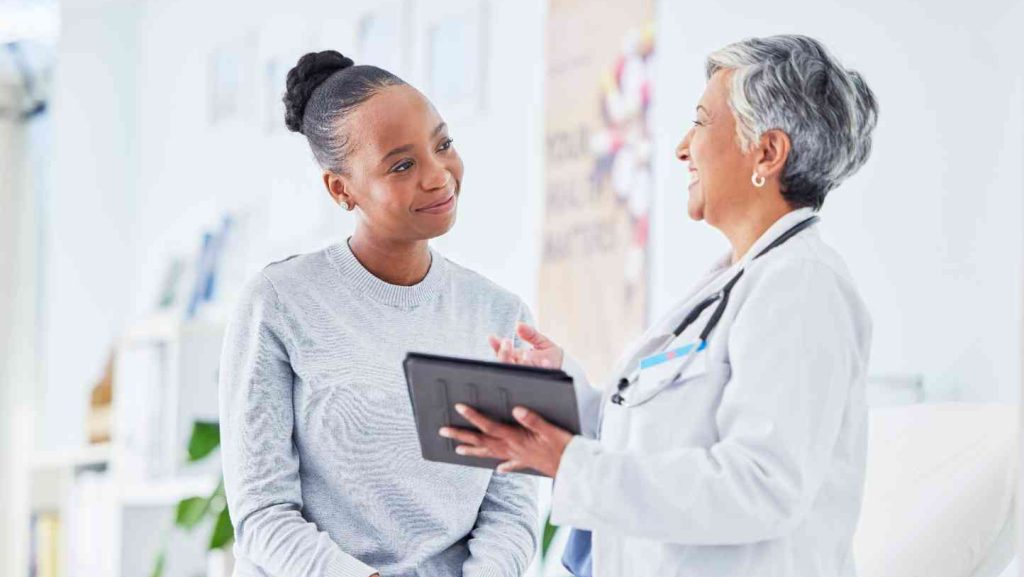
[420,0,490,119]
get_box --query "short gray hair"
[706,35,878,209]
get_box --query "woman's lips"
[416,193,456,214]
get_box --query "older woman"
[441,35,879,576]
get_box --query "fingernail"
[455,404,467,415]
[439,428,450,437]
[455,446,466,455]
[513,407,528,419]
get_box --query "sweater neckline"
[326,239,448,308]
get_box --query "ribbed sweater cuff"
[325,554,377,577]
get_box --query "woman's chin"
[686,187,705,221]
[413,200,459,240]
[426,211,458,239]
[687,200,705,221]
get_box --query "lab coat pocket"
[634,348,709,396]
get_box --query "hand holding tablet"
[403,352,581,476]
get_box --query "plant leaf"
[211,478,225,499]
[541,514,559,559]
[187,421,220,462]
[150,549,166,577]
[175,496,210,530]
[209,505,234,549]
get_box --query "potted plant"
[151,421,233,577]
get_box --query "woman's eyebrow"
[380,123,450,164]
[381,144,413,164]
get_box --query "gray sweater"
[219,241,539,577]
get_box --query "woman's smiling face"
[675,70,758,226]
[329,84,465,243]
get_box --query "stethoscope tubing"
[610,216,820,408]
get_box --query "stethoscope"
[610,216,820,408]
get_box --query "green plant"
[541,513,559,559]
[150,421,233,577]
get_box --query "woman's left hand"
[439,404,574,477]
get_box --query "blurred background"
[1,0,1023,576]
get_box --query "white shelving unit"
[23,314,229,577]
[31,445,113,471]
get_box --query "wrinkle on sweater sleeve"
[219,273,377,577]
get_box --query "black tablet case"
[403,352,581,476]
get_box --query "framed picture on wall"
[207,45,241,126]
[262,57,286,134]
[207,32,258,127]
[258,21,320,135]
[421,0,490,119]
[355,0,412,78]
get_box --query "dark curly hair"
[283,50,406,173]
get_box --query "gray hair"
[706,35,878,209]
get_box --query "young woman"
[219,50,537,577]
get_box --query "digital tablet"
[403,352,581,476]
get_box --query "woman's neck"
[722,199,795,264]
[348,228,432,286]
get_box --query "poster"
[539,0,654,385]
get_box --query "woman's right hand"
[488,322,564,370]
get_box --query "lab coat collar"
[614,207,818,386]
[730,207,818,269]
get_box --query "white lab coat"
[551,208,872,577]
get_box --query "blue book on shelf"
[186,232,214,319]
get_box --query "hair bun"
[283,50,355,134]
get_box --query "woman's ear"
[323,171,355,210]
[754,129,791,182]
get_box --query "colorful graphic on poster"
[540,0,654,384]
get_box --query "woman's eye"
[437,137,454,152]
[391,160,414,173]
[692,119,704,127]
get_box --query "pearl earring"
[751,172,766,188]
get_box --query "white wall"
[2,45,51,577]
[41,0,140,451]
[44,0,547,451]
[35,1,1024,575]
[44,0,1023,455]
[650,0,1024,403]
[126,0,546,317]
[1,76,30,577]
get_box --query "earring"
[751,171,766,188]
[344,201,354,211]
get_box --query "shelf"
[121,310,228,344]
[121,312,181,343]
[31,444,112,471]
[120,475,220,507]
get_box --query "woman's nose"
[676,129,693,161]
[423,159,452,191]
